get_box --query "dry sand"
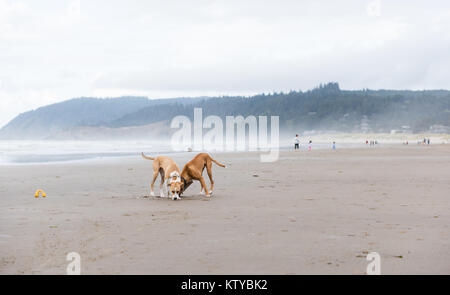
[0,145,449,274]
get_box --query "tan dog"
[141,153,183,200]
[180,153,225,197]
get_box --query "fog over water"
[1,132,448,164]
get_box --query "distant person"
[294,134,300,150]
[308,140,312,151]
[427,138,430,145]
[332,141,336,150]
[366,140,368,145]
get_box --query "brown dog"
[141,153,183,200]
[180,153,225,197]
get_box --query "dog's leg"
[151,160,161,197]
[159,169,166,197]
[150,170,158,197]
[164,179,171,199]
[206,161,214,195]
[161,179,169,198]
[165,179,175,200]
[199,176,210,197]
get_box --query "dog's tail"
[209,155,226,168]
[141,152,155,161]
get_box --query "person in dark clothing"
[294,134,300,150]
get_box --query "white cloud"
[0,0,450,128]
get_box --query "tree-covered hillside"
[109,83,450,134]
[0,96,208,139]
[1,83,449,139]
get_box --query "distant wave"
[0,140,173,165]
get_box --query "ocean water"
[0,140,174,165]
[1,133,446,165]
[0,140,339,165]
[0,140,366,165]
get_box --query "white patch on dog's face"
[168,182,181,200]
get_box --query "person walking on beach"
[308,140,312,151]
[294,134,300,150]
[332,141,336,150]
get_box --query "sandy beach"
[0,145,449,274]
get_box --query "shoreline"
[1,141,446,166]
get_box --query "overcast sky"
[1,0,450,128]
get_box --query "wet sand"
[0,145,449,274]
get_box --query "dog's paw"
[199,190,205,195]
[150,191,155,197]
[209,190,213,195]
